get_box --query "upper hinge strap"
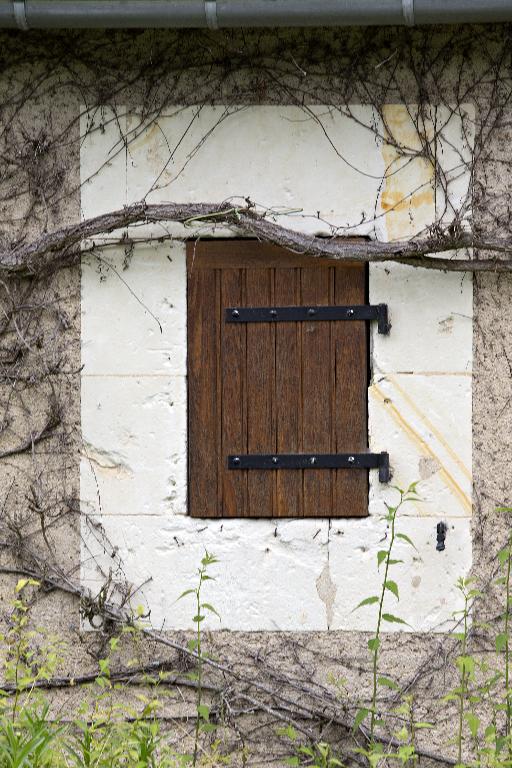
[226,304,390,334]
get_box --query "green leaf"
[368,637,380,652]
[197,704,210,721]
[498,548,510,566]
[377,675,398,690]
[385,580,399,599]
[496,633,508,652]
[457,655,475,677]
[284,759,300,767]
[396,532,417,550]
[387,559,404,566]
[382,613,408,625]
[201,551,219,566]
[201,602,221,619]
[200,722,217,733]
[353,595,379,611]
[465,712,480,739]
[192,614,205,623]
[178,588,196,601]
[277,725,297,742]
[398,745,416,763]
[377,550,388,568]
[353,707,369,731]
[442,693,459,703]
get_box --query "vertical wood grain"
[220,268,247,517]
[275,268,303,517]
[246,268,275,516]
[300,268,332,517]
[187,256,219,517]
[333,264,368,517]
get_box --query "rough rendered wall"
[1,26,512,765]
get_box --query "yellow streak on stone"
[370,384,472,514]
[387,375,471,483]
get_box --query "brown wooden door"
[187,241,368,518]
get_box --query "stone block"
[81,241,187,376]
[370,263,472,375]
[81,375,187,517]
[80,107,127,220]
[125,105,386,238]
[329,514,472,631]
[81,516,330,631]
[369,374,471,518]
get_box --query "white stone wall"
[80,105,473,632]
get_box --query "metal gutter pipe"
[1,0,512,30]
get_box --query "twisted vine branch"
[5,201,512,276]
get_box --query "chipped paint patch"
[316,561,337,629]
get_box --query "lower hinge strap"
[228,452,390,483]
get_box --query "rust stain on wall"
[381,105,436,240]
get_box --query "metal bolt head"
[308,308,317,316]
[272,456,278,464]
[269,309,277,317]
[346,309,354,317]
[348,455,355,463]
[233,456,240,464]
[310,456,317,465]
[231,309,240,318]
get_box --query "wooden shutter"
[187,240,368,518]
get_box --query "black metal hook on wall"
[436,522,447,552]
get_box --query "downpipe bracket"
[402,0,415,25]
[13,0,28,29]
[204,0,219,29]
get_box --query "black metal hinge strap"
[226,304,390,334]
[228,452,391,483]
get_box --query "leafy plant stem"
[505,533,512,754]
[192,578,203,768]
[370,492,403,743]
[180,551,219,768]
[456,587,470,766]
